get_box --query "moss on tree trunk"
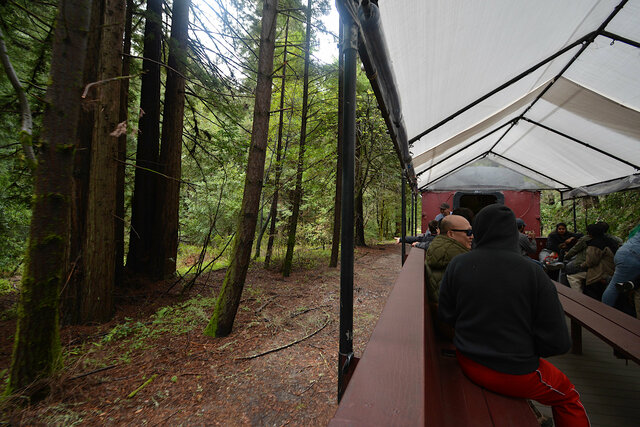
[6,0,91,398]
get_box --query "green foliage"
[540,189,640,240]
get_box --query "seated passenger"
[516,218,536,257]
[413,220,439,250]
[566,223,616,300]
[425,214,472,307]
[545,222,581,261]
[602,223,640,318]
[438,204,589,427]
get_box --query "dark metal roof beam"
[411,0,629,147]
[488,0,629,154]
[419,152,488,190]
[416,119,516,177]
[408,32,594,144]
[601,31,640,49]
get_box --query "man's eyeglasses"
[451,228,473,236]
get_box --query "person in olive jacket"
[438,204,589,427]
[425,214,473,305]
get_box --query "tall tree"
[282,0,312,277]
[81,0,126,322]
[115,0,135,287]
[204,0,278,337]
[264,15,290,268]
[154,0,191,278]
[354,129,365,246]
[126,0,163,278]
[6,0,93,397]
[63,0,102,324]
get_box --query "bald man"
[425,215,474,305]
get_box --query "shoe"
[615,281,635,292]
[545,261,564,271]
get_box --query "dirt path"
[1,244,404,426]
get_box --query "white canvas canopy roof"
[338,0,640,197]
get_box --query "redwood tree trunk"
[155,0,190,278]
[204,0,278,337]
[81,0,126,322]
[126,0,162,278]
[62,0,102,324]
[282,0,313,277]
[115,0,134,288]
[7,0,92,396]
[355,133,366,246]
[264,16,290,269]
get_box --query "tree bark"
[126,0,162,278]
[329,21,344,268]
[264,16,290,269]
[204,0,278,337]
[354,131,366,246]
[115,0,134,287]
[62,0,102,325]
[282,0,313,277]
[81,0,126,322]
[7,0,92,396]
[155,0,190,278]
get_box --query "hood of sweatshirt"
[473,204,519,252]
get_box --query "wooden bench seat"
[330,247,538,426]
[553,281,640,364]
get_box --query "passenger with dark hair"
[394,220,439,247]
[413,220,439,250]
[438,204,589,427]
[452,207,475,224]
[545,222,581,260]
[516,218,537,257]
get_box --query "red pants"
[456,351,590,427]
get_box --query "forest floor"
[0,243,402,426]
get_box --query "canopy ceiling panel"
[378,0,621,141]
[417,135,501,187]
[412,87,543,170]
[422,160,553,192]
[607,0,640,39]
[563,38,640,110]
[494,121,638,189]
[359,0,640,197]
[409,54,575,157]
[526,79,640,164]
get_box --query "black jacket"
[438,204,570,375]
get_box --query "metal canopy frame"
[335,0,640,401]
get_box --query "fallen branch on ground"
[238,314,331,360]
[70,364,117,380]
[127,374,158,398]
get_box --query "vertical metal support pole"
[409,191,413,237]
[572,199,577,233]
[401,174,406,265]
[338,13,357,403]
[413,192,417,235]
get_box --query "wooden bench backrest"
[329,247,426,426]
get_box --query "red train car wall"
[421,190,541,237]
